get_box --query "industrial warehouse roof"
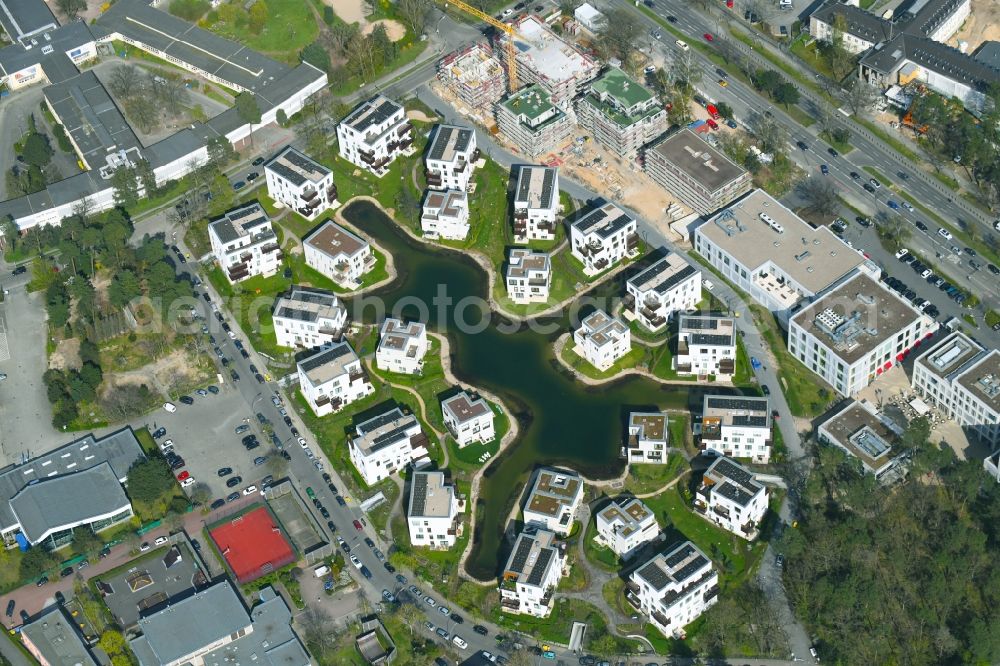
[0,0,57,42]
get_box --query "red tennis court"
[209,506,295,583]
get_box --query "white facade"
[574,2,607,31]
[505,249,551,304]
[788,273,934,398]
[500,529,567,617]
[573,310,631,371]
[442,391,495,448]
[522,468,583,536]
[376,319,428,375]
[817,399,907,480]
[694,457,768,540]
[675,316,737,380]
[407,471,464,549]
[912,332,1000,449]
[625,412,670,464]
[699,395,772,464]
[208,203,282,283]
[264,146,338,221]
[349,407,430,485]
[273,287,347,350]
[303,220,374,289]
[336,95,414,177]
[595,498,658,560]
[297,342,373,417]
[625,252,701,332]
[569,201,639,275]
[421,190,470,240]
[425,124,478,191]
[628,542,719,638]
[512,165,560,243]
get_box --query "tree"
[109,65,141,100]
[125,96,159,133]
[797,178,839,217]
[749,111,788,154]
[207,136,236,166]
[190,482,212,505]
[300,42,331,75]
[154,77,189,116]
[111,166,140,209]
[266,453,290,479]
[754,68,782,97]
[398,0,431,34]
[56,0,87,19]
[715,102,734,119]
[235,92,262,145]
[126,458,176,505]
[98,630,127,657]
[844,77,879,116]
[19,548,55,579]
[597,9,642,62]
[248,0,269,33]
[875,213,911,251]
[22,133,54,168]
[774,82,800,108]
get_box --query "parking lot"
[145,387,279,504]
[95,542,207,628]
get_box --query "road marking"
[0,312,10,363]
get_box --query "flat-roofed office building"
[645,129,751,214]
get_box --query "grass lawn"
[559,341,654,381]
[446,406,509,476]
[582,518,619,572]
[788,38,836,80]
[622,453,689,495]
[557,548,590,592]
[388,512,472,589]
[492,598,638,651]
[855,118,920,162]
[201,0,319,64]
[365,337,453,432]
[329,40,430,96]
[601,577,633,619]
[648,342,696,383]
[819,130,854,155]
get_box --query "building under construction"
[496,84,574,158]
[497,14,599,107]
[437,43,507,110]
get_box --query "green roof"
[501,84,555,123]
[589,67,654,109]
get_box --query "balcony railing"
[652,611,670,627]
[627,233,640,251]
[301,188,318,201]
[359,150,375,164]
[397,122,413,137]
[677,340,689,356]
[592,258,609,271]
[326,185,338,200]
[719,359,735,374]
[261,243,280,254]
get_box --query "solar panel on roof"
[284,149,325,173]
[299,342,351,373]
[681,317,716,330]
[275,306,318,323]
[411,474,428,516]
[526,548,554,586]
[654,265,697,294]
[638,561,670,588]
[270,161,306,187]
[665,543,694,567]
[706,397,767,411]
[690,333,732,346]
[516,168,532,201]
[716,482,753,506]
[674,555,707,582]
[508,536,534,574]
[370,423,413,452]
[359,408,405,434]
[714,459,755,487]
[429,126,454,161]
[292,290,336,306]
[733,415,769,427]
[541,168,554,206]
[455,129,473,153]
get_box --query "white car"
[163,402,177,413]
[181,477,196,488]
[350,554,362,569]
[938,228,953,240]
[704,279,715,291]
[676,39,689,51]
[901,201,914,212]
[297,437,307,447]
[425,596,436,607]
[304,447,314,459]
[242,485,258,495]
[139,542,151,552]
[920,268,932,278]
[160,439,174,451]
[154,536,168,546]
[894,248,909,259]
[452,635,467,650]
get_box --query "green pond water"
[342,200,744,579]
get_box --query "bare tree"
[797,178,840,217]
[109,65,141,100]
[749,111,788,154]
[875,213,911,250]
[125,96,160,133]
[398,0,432,34]
[844,78,879,116]
[266,453,290,479]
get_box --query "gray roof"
[811,1,891,43]
[0,21,95,84]
[9,463,131,544]
[974,41,1000,69]
[130,582,251,666]
[0,427,144,535]
[0,0,56,41]
[20,606,97,666]
[861,33,1000,87]
[201,588,310,666]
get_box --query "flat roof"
[265,146,330,187]
[525,468,581,519]
[379,318,425,353]
[514,165,558,209]
[955,350,1000,413]
[629,411,668,443]
[274,286,343,326]
[354,407,422,456]
[917,331,983,380]
[428,124,475,164]
[679,315,736,347]
[95,0,289,94]
[408,470,456,519]
[304,219,369,260]
[209,203,273,245]
[297,341,360,385]
[341,94,403,133]
[199,588,309,666]
[703,457,764,507]
[21,606,97,666]
[597,497,654,539]
[791,272,924,364]
[702,395,770,428]
[0,0,56,42]
[442,391,490,424]
[699,189,865,295]
[628,253,698,296]
[635,541,710,590]
[578,309,628,348]
[507,248,551,279]
[423,189,468,218]
[500,84,557,122]
[503,529,558,588]
[648,129,747,194]
[819,401,900,471]
[573,201,635,239]
[508,15,596,85]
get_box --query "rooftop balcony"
[301,187,318,201]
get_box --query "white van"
[676,39,689,51]
[452,635,468,650]
[163,402,177,413]
[313,565,331,578]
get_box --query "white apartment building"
[500,528,567,617]
[595,498,659,560]
[817,399,907,481]
[694,457,768,540]
[505,248,552,304]
[912,332,1000,449]
[348,407,430,485]
[297,342,373,417]
[512,165,560,243]
[264,146,338,221]
[694,189,870,323]
[624,411,670,464]
[425,124,478,191]
[628,541,719,639]
[495,85,575,159]
[336,95,414,177]
[625,252,701,332]
[699,395,772,464]
[208,203,282,284]
[421,190,470,240]
[376,319,428,375]
[573,310,631,371]
[569,201,639,276]
[675,316,737,380]
[273,287,347,349]
[522,468,583,536]
[303,219,374,289]
[576,67,669,160]
[407,471,464,549]
[788,272,934,398]
[442,391,495,447]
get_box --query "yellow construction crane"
[441,0,519,92]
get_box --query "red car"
[353,520,363,530]
[176,470,190,481]
[726,0,733,7]
[704,32,714,41]
[706,118,719,130]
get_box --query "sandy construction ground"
[952,0,1000,51]
[325,0,368,24]
[362,18,406,41]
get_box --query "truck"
[706,103,720,119]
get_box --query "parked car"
[227,476,243,488]
[179,395,194,405]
